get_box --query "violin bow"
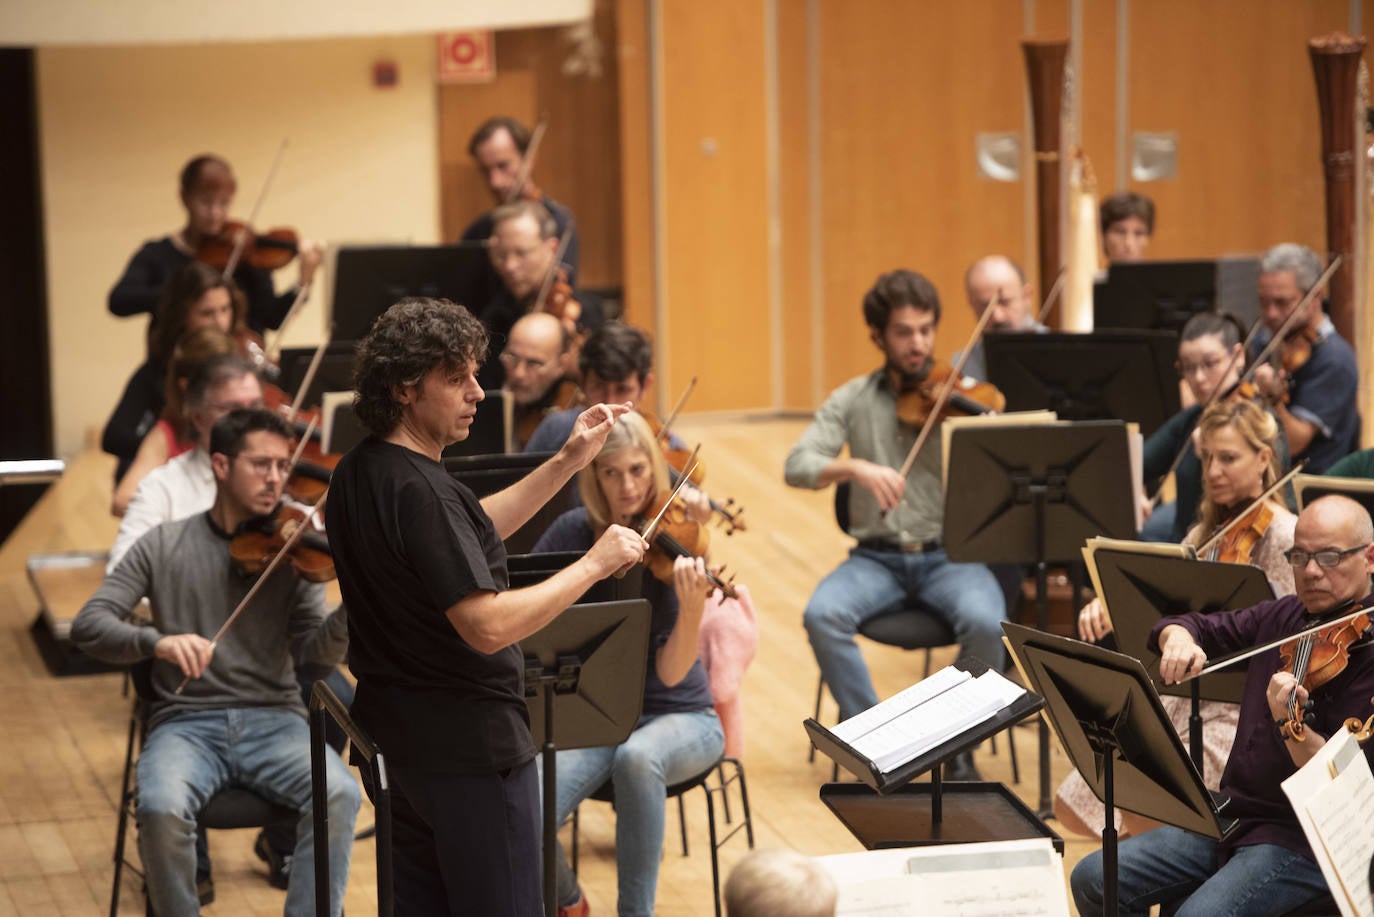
[286,329,334,425]
[266,284,313,365]
[1148,256,1339,505]
[285,414,320,474]
[895,292,1000,479]
[532,225,576,314]
[1194,461,1306,558]
[1181,597,1371,683]
[1035,269,1068,326]
[655,377,698,445]
[175,488,328,694]
[639,446,701,543]
[505,114,549,204]
[222,138,290,279]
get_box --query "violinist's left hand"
[681,484,712,525]
[560,402,633,471]
[1267,670,1309,722]
[672,555,712,616]
[1251,363,1286,406]
[298,239,324,286]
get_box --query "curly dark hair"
[579,321,653,383]
[208,407,291,458]
[352,298,488,436]
[861,270,941,331]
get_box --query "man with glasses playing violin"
[502,312,582,451]
[1072,494,1374,916]
[72,409,358,917]
[1247,243,1358,474]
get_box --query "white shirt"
[108,448,215,572]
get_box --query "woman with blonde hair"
[1061,397,1295,838]
[532,411,725,917]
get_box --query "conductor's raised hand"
[585,523,649,579]
[852,460,906,513]
[155,633,215,681]
[560,403,633,471]
[1157,625,1206,685]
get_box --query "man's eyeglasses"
[234,454,293,477]
[499,350,547,372]
[1284,544,1370,568]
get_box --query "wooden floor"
[0,416,1096,916]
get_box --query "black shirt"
[101,358,166,479]
[326,437,535,772]
[109,237,298,334]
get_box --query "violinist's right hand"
[298,239,324,286]
[587,523,649,579]
[1157,624,1206,684]
[1077,598,1114,642]
[155,633,215,681]
[850,460,906,513]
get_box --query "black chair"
[568,756,754,917]
[109,662,298,916]
[810,484,1018,782]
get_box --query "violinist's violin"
[1279,598,1373,740]
[197,220,300,273]
[634,494,738,600]
[230,502,334,583]
[894,362,1005,429]
[1206,501,1275,566]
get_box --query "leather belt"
[857,538,941,554]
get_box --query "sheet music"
[939,410,1058,490]
[823,840,1069,917]
[831,666,969,745]
[850,671,1025,773]
[1282,728,1374,917]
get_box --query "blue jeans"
[543,709,725,917]
[1070,824,1329,916]
[803,547,1006,720]
[136,707,361,916]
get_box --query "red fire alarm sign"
[436,31,495,84]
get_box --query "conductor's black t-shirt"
[326,437,535,772]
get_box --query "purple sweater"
[1149,592,1374,860]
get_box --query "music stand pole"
[1031,474,1053,816]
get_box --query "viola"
[894,361,1005,428]
[1278,597,1373,739]
[1206,501,1275,565]
[633,494,738,600]
[1279,325,1319,374]
[197,220,299,272]
[229,502,334,583]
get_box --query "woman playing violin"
[1072,495,1374,917]
[108,154,322,336]
[531,411,725,917]
[1141,311,1291,544]
[1063,399,1296,839]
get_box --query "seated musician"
[460,115,581,286]
[108,154,321,336]
[104,262,248,484]
[503,312,582,451]
[1071,494,1374,916]
[1248,243,1359,474]
[1064,398,1296,839]
[1141,311,1291,544]
[954,254,1047,382]
[532,411,725,917]
[477,200,604,390]
[1100,190,1155,263]
[71,409,359,917]
[784,269,1007,781]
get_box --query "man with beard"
[784,269,1007,780]
[954,255,1047,382]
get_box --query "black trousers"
[379,759,543,917]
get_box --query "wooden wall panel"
[816,1,1029,395]
[778,0,814,409]
[616,0,653,325]
[656,0,772,413]
[1126,0,1346,261]
[437,1,623,289]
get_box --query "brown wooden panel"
[778,0,814,409]
[657,0,772,412]
[1127,0,1346,262]
[816,0,1029,396]
[616,0,653,326]
[437,1,623,289]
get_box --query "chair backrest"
[834,482,852,534]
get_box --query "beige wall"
[39,35,441,458]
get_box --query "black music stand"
[444,452,570,554]
[1294,473,1374,520]
[1003,623,1237,917]
[330,243,490,341]
[805,659,1061,853]
[944,420,1136,816]
[1087,546,1272,776]
[1094,260,1217,333]
[984,330,1180,438]
[522,598,652,917]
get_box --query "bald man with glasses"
[1072,494,1374,916]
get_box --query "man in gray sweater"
[72,408,359,916]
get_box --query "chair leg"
[570,806,579,876]
[110,708,139,917]
[716,762,733,824]
[922,647,933,679]
[703,782,722,917]
[678,794,689,857]
[725,757,755,849]
[809,676,825,763]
